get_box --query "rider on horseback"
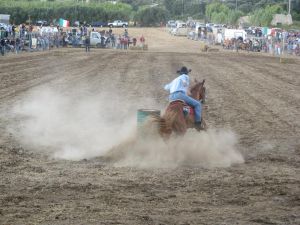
[164,66,202,130]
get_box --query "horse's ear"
[202,79,205,84]
[194,78,198,83]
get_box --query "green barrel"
[137,109,160,125]
[137,109,160,138]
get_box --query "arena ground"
[0,28,299,225]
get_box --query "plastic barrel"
[137,109,160,125]
[137,109,160,137]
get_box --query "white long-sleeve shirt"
[164,74,189,94]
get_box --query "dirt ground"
[0,28,299,225]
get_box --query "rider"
[164,66,202,130]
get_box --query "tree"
[250,4,284,26]
[135,6,169,26]
[206,1,230,21]
[205,1,243,25]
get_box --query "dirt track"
[0,28,299,225]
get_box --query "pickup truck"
[107,20,128,28]
[89,31,108,48]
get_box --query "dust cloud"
[108,126,244,168]
[8,87,243,168]
[8,87,154,160]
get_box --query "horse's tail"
[151,114,172,138]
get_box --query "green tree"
[135,6,169,26]
[206,1,230,21]
[250,4,284,26]
[205,1,242,25]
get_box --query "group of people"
[82,27,146,52]
[0,37,21,55]
[221,28,299,56]
[1,22,149,56]
[0,23,70,56]
[114,33,145,50]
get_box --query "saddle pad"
[183,105,195,117]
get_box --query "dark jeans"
[0,46,4,56]
[85,44,90,52]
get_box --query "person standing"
[132,37,137,46]
[12,24,16,38]
[85,34,90,52]
[140,35,145,47]
[15,37,20,54]
[0,38,6,56]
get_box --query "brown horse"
[154,79,207,139]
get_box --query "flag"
[59,18,70,27]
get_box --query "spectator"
[140,35,145,47]
[123,36,128,49]
[124,29,128,37]
[111,34,115,48]
[15,37,20,54]
[85,35,90,52]
[12,24,16,38]
[101,36,105,48]
[1,38,6,56]
[132,37,137,46]
[120,36,124,49]
[116,35,121,49]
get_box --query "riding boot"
[194,121,203,131]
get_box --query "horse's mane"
[190,79,205,100]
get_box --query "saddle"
[169,100,195,117]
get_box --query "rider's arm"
[164,83,171,91]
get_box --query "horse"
[239,42,251,52]
[223,39,233,49]
[154,79,207,140]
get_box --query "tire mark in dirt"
[204,59,299,149]
[144,53,166,102]
[57,51,118,92]
[0,60,82,100]
[212,52,300,86]
[0,51,106,101]
[239,59,300,87]
[218,59,300,133]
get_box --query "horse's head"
[190,79,206,101]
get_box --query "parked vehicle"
[89,31,109,48]
[166,20,176,28]
[67,33,83,47]
[35,20,48,26]
[223,29,247,41]
[107,20,128,28]
[91,21,107,27]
